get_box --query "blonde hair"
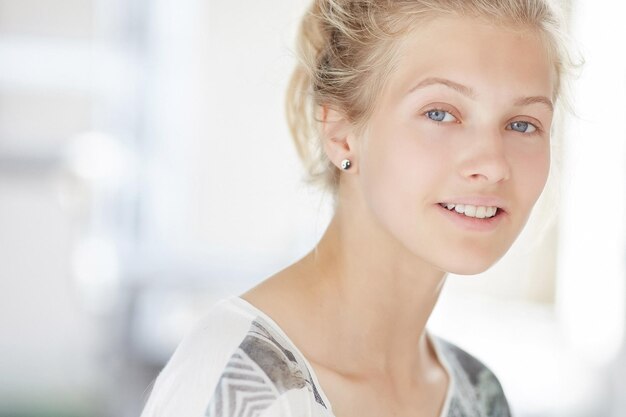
[286,0,581,198]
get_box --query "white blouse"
[140,295,512,417]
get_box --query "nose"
[458,130,512,184]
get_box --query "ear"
[319,106,358,171]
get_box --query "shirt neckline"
[226,294,454,417]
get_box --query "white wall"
[142,0,329,280]
[0,0,140,414]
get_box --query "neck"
[299,197,448,385]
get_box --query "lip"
[435,202,507,232]
[438,196,509,213]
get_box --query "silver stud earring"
[340,159,352,170]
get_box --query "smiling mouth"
[438,202,504,219]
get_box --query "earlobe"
[320,106,357,171]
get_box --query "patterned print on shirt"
[206,317,327,416]
[433,336,512,417]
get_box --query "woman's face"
[355,16,554,275]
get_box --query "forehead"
[382,15,555,104]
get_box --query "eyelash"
[422,108,543,135]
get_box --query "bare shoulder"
[240,258,313,317]
[239,256,321,349]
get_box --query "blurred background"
[0,0,624,416]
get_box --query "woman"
[141,1,577,416]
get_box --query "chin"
[439,251,507,276]
[436,233,518,276]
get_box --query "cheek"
[512,141,551,204]
[359,130,447,223]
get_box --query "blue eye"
[509,121,538,134]
[425,109,457,123]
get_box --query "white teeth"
[440,203,499,219]
[464,205,477,217]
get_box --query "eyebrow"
[407,77,554,113]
